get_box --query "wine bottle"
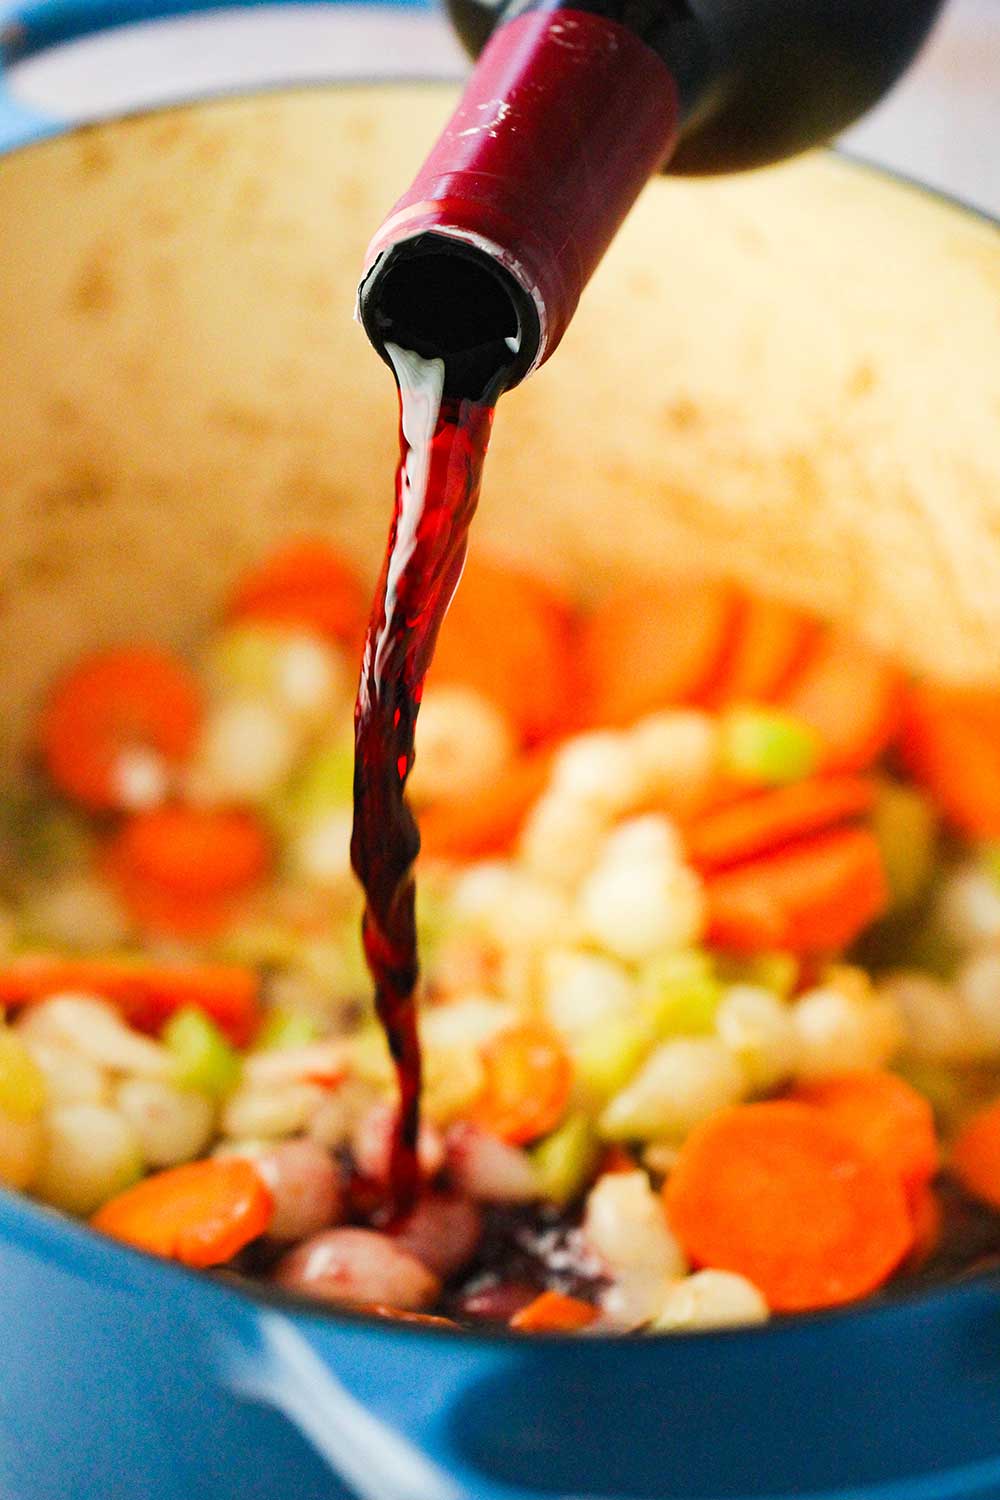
[358,0,945,399]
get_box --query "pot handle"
[210,1300,605,1500]
[0,0,428,68]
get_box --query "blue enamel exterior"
[3,6,1000,1496]
[7,1176,1000,1499]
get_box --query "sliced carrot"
[777,630,903,773]
[92,1159,272,1267]
[429,557,576,745]
[900,684,1000,840]
[510,1291,598,1332]
[789,1072,939,1195]
[111,806,270,900]
[578,577,737,729]
[952,1099,1000,1210]
[703,596,817,709]
[685,775,876,872]
[105,858,235,941]
[39,646,202,812]
[470,1021,573,1146]
[360,1306,458,1329]
[418,749,553,861]
[0,954,260,1046]
[227,537,366,646]
[664,1100,914,1312]
[705,826,889,953]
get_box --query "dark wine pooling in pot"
[350,343,496,1218]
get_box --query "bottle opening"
[358,232,540,402]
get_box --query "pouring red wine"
[351,0,946,1215]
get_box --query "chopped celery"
[639,951,722,1036]
[573,1014,651,1103]
[717,951,799,999]
[164,1007,241,1098]
[875,781,938,908]
[256,1009,322,1052]
[537,1120,600,1207]
[531,1111,599,1207]
[272,740,354,834]
[0,1028,45,1119]
[720,707,819,786]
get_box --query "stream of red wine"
[350,344,496,1220]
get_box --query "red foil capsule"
[361,6,681,381]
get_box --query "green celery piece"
[272,740,354,835]
[573,1015,651,1103]
[256,1009,322,1052]
[720,707,820,786]
[164,1007,241,1097]
[640,951,722,1036]
[716,951,799,998]
[531,1112,599,1207]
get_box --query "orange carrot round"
[704,596,817,709]
[111,806,270,900]
[665,1101,914,1312]
[92,1159,273,1267]
[106,858,236,941]
[900,684,1000,840]
[685,775,876,872]
[952,1099,1000,1210]
[0,953,260,1046]
[39,646,202,811]
[790,1072,939,1195]
[227,537,366,646]
[470,1021,572,1145]
[418,749,553,861]
[705,826,888,953]
[429,557,576,745]
[778,630,903,773]
[359,1306,458,1329]
[578,577,736,728]
[510,1291,598,1332]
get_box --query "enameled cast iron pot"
[1,6,1000,1497]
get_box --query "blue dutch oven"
[1,6,1000,1497]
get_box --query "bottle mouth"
[357,232,542,403]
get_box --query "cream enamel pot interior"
[2,72,1000,1500]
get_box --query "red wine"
[350,344,495,1219]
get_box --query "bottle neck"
[358,5,691,399]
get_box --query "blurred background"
[3,0,999,214]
